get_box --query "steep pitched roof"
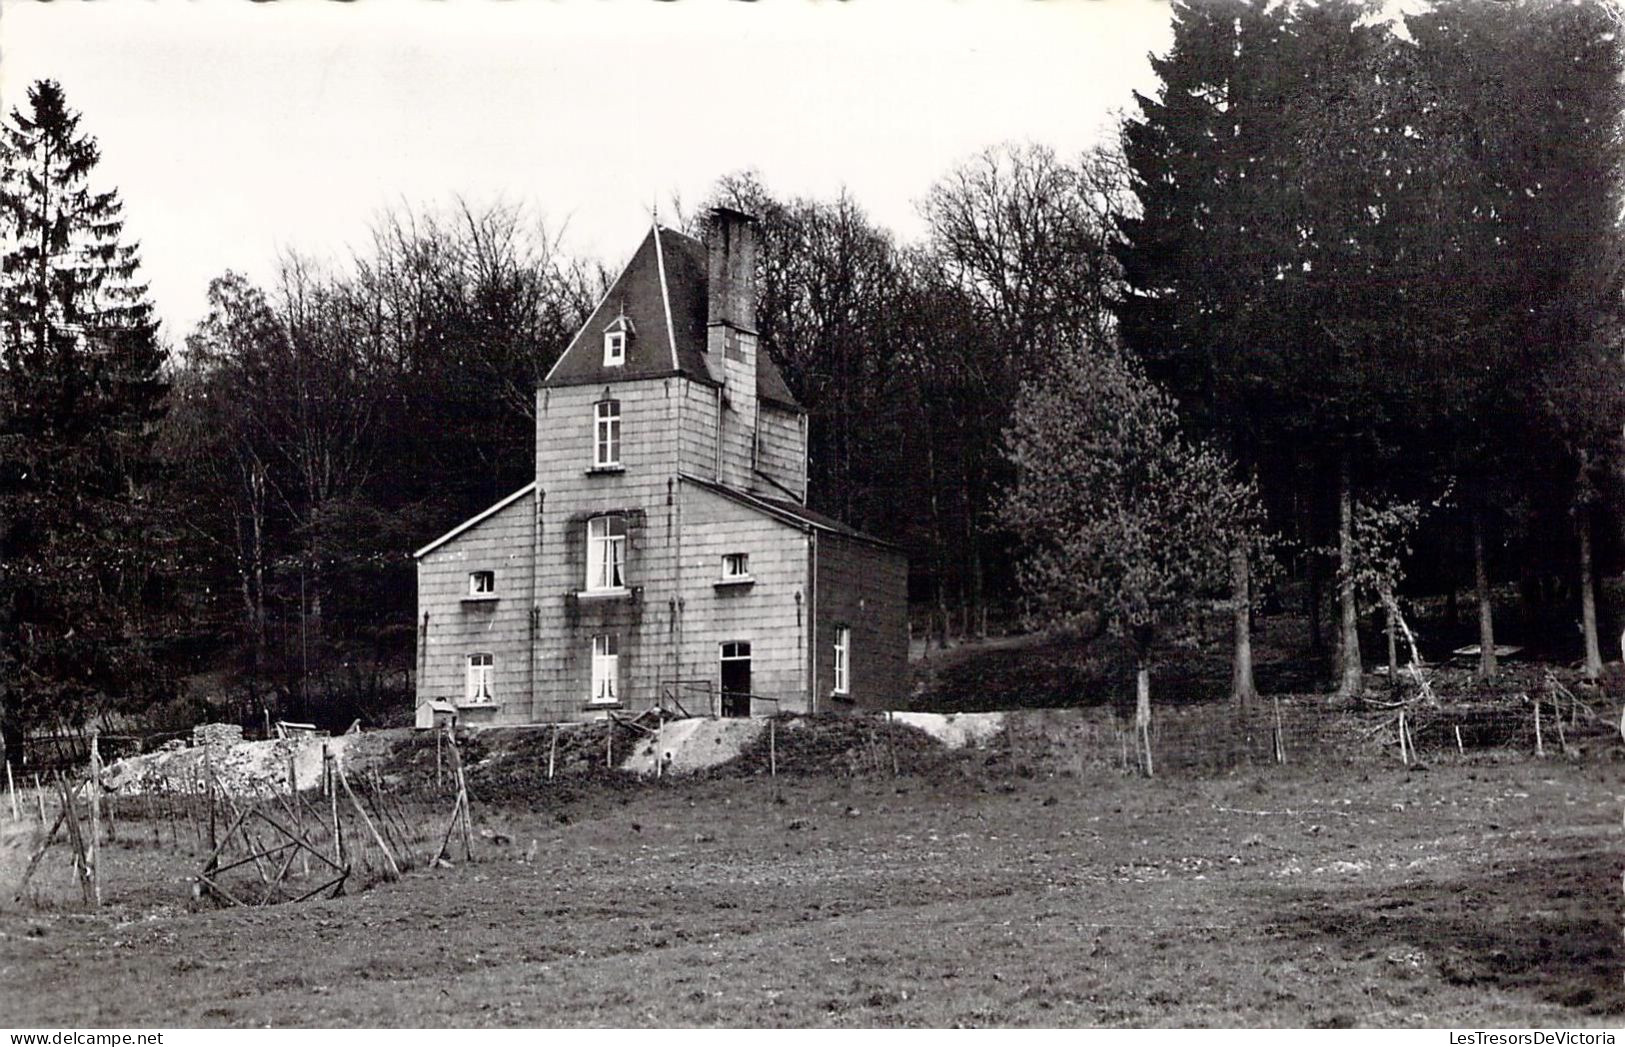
[413,482,536,559]
[542,224,803,412]
[755,351,802,412]
[681,473,902,553]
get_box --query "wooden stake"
[198,808,251,879]
[437,725,473,862]
[606,720,613,769]
[58,776,92,905]
[339,761,399,879]
[1455,724,1464,755]
[376,786,416,867]
[216,782,274,884]
[1398,710,1410,766]
[365,774,408,864]
[327,751,343,869]
[89,734,101,906]
[434,789,464,864]
[185,781,201,850]
[248,809,344,873]
[6,759,17,822]
[455,764,473,861]
[13,803,67,903]
[548,726,558,780]
[35,774,45,826]
[166,785,179,850]
[769,718,778,801]
[206,747,217,853]
[1273,695,1285,765]
[1534,698,1545,758]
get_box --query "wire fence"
[4,728,470,913]
[4,680,1616,913]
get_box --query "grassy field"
[2,752,1620,1028]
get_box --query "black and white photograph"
[1,0,1622,1033]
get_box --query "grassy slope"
[2,758,1619,1028]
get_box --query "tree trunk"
[1307,550,1323,655]
[1579,509,1602,681]
[1135,660,1153,778]
[1472,508,1497,681]
[963,463,988,643]
[1383,585,1399,685]
[1336,452,1362,698]
[1303,457,1322,654]
[1230,545,1257,707]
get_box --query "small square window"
[469,571,495,595]
[722,553,750,579]
[604,330,626,367]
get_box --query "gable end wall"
[416,493,536,726]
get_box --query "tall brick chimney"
[706,207,759,489]
[706,207,758,335]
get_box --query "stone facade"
[413,211,907,726]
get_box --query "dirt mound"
[704,714,951,779]
[620,717,764,775]
[380,723,649,807]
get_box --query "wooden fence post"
[89,733,102,906]
[338,760,399,880]
[326,749,343,869]
[58,776,92,905]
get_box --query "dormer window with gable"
[602,316,632,367]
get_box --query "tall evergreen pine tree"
[0,79,168,736]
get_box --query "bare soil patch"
[1,755,1617,1027]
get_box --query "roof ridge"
[652,222,680,373]
[542,230,649,384]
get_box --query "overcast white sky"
[0,0,1175,343]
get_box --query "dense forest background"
[2,0,1621,739]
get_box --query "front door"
[719,641,752,718]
